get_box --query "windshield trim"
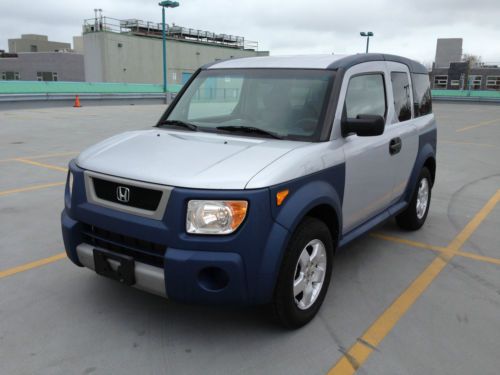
[156,68,336,142]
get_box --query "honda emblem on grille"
[116,186,130,203]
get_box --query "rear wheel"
[273,217,334,328]
[396,167,432,230]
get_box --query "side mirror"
[341,114,385,137]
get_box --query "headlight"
[186,200,248,235]
[68,171,74,196]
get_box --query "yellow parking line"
[0,181,65,197]
[327,189,500,375]
[370,233,445,252]
[0,253,66,279]
[330,256,449,374]
[25,151,77,160]
[14,158,68,172]
[456,118,500,133]
[371,233,500,266]
[453,250,500,266]
[0,151,77,163]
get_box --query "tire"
[273,217,334,329]
[396,167,432,231]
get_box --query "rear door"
[385,62,419,202]
[335,62,399,233]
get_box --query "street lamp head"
[367,32,374,36]
[159,0,179,7]
[360,32,367,36]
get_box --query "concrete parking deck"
[1,103,499,375]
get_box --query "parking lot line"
[14,158,68,172]
[0,252,66,279]
[0,151,77,163]
[372,233,500,266]
[327,189,500,375]
[453,250,500,266]
[371,233,445,252]
[456,118,500,133]
[0,181,65,197]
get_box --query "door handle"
[389,137,402,155]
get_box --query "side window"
[345,74,386,118]
[391,72,412,122]
[411,73,432,117]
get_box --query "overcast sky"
[1,0,499,64]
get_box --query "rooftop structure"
[82,17,259,51]
[8,34,72,53]
[434,38,462,68]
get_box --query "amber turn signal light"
[276,189,289,206]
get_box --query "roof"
[205,53,428,74]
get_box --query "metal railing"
[83,17,259,50]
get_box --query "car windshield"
[164,69,335,141]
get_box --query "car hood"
[76,129,304,189]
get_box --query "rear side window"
[345,74,386,118]
[390,72,412,122]
[411,73,432,117]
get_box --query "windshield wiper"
[158,119,198,131]
[216,126,283,139]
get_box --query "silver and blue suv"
[62,54,436,327]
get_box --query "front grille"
[81,223,166,267]
[92,177,163,211]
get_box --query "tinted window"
[391,72,412,122]
[345,74,386,118]
[411,73,432,117]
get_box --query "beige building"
[82,18,268,85]
[8,34,71,53]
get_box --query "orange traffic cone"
[73,95,81,108]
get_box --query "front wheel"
[273,217,334,328]
[396,167,432,230]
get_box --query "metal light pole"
[360,32,374,53]
[158,1,179,93]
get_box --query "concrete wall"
[434,38,463,68]
[73,36,84,54]
[0,53,85,81]
[83,32,268,84]
[8,34,71,53]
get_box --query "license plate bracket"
[93,248,135,286]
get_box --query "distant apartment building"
[0,51,85,82]
[1,34,84,82]
[8,34,71,53]
[430,38,500,90]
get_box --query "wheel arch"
[303,204,340,247]
[255,178,344,304]
[272,179,343,245]
[423,156,436,186]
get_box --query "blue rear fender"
[403,128,437,203]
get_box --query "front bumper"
[77,243,167,297]
[61,161,291,305]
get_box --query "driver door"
[337,62,398,233]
